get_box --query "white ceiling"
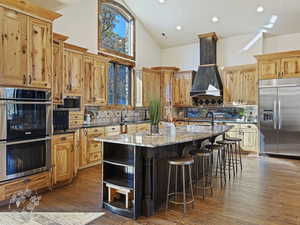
[28,0,300,48]
[124,0,300,48]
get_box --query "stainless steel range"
[0,88,52,182]
[259,78,300,156]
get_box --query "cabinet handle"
[29,74,32,84]
[23,74,27,84]
[60,137,67,141]
[23,178,31,184]
[60,93,63,100]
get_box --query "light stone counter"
[95,125,232,148]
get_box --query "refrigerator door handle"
[273,100,277,130]
[278,100,281,130]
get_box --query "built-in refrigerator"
[259,78,300,156]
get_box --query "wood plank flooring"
[2,156,300,225]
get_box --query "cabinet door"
[28,17,52,89]
[53,141,73,184]
[173,72,193,106]
[79,128,88,168]
[65,50,83,95]
[281,57,300,78]
[53,42,64,103]
[142,68,161,107]
[241,132,258,152]
[0,7,27,87]
[83,56,94,104]
[258,60,280,80]
[94,60,107,105]
[241,69,257,105]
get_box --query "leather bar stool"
[166,157,194,214]
[225,137,243,173]
[216,140,236,180]
[194,150,213,199]
[205,144,226,187]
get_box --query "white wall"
[53,0,161,69]
[263,33,300,54]
[161,34,264,70]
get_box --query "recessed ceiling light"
[176,25,182,31]
[212,16,219,23]
[158,0,166,3]
[257,5,264,13]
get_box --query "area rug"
[0,212,105,225]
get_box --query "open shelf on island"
[103,142,134,166]
[103,178,134,190]
[103,163,134,189]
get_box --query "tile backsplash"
[85,106,148,124]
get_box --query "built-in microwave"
[57,96,81,111]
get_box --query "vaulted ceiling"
[29,0,300,48]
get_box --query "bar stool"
[205,144,226,186]
[194,150,213,199]
[225,137,243,172]
[166,157,194,214]
[216,140,236,180]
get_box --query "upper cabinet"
[222,64,257,105]
[28,17,52,89]
[142,68,161,107]
[64,44,87,96]
[256,51,300,80]
[53,33,68,104]
[83,54,109,106]
[0,2,61,89]
[172,71,195,107]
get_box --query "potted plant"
[149,99,161,134]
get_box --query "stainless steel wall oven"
[0,88,52,182]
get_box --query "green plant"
[149,99,161,125]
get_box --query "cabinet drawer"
[88,152,101,163]
[88,127,105,135]
[175,121,188,126]
[88,141,102,153]
[126,124,136,133]
[0,172,50,201]
[136,123,150,132]
[70,113,83,120]
[241,124,258,132]
[53,133,74,143]
[105,126,120,134]
[69,119,83,128]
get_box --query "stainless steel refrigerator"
[259,78,300,156]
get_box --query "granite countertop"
[181,119,258,124]
[81,120,150,128]
[95,125,233,148]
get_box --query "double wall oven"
[0,88,52,182]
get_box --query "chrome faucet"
[206,111,215,127]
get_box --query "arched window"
[98,0,135,60]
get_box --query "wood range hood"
[190,32,223,98]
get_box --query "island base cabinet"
[0,172,51,202]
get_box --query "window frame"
[98,0,136,61]
[107,61,135,108]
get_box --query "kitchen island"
[95,125,232,219]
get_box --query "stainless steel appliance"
[259,78,300,156]
[57,96,81,111]
[0,88,52,182]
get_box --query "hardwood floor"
[2,156,300,225]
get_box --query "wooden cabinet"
[256,50,300,80]
[69,111,84,129]
[0,172,51,202]
[225,123,258,153]
[172,71,195,107]
[28,17,52,89]
[0,5,57,89]
[222,64,257,105]
[64,44,87,96]
[142,68,161,107]
[53,33,68,104]
[0,7,27,87]
[83,54,108,106]
[80,127,105,169]
[52,134,74,185]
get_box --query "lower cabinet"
[80,127,105,169]
[0,172,51,202]
[52,133,75,185]
[225,123,258,152]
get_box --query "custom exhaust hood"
[190,32,223,98]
